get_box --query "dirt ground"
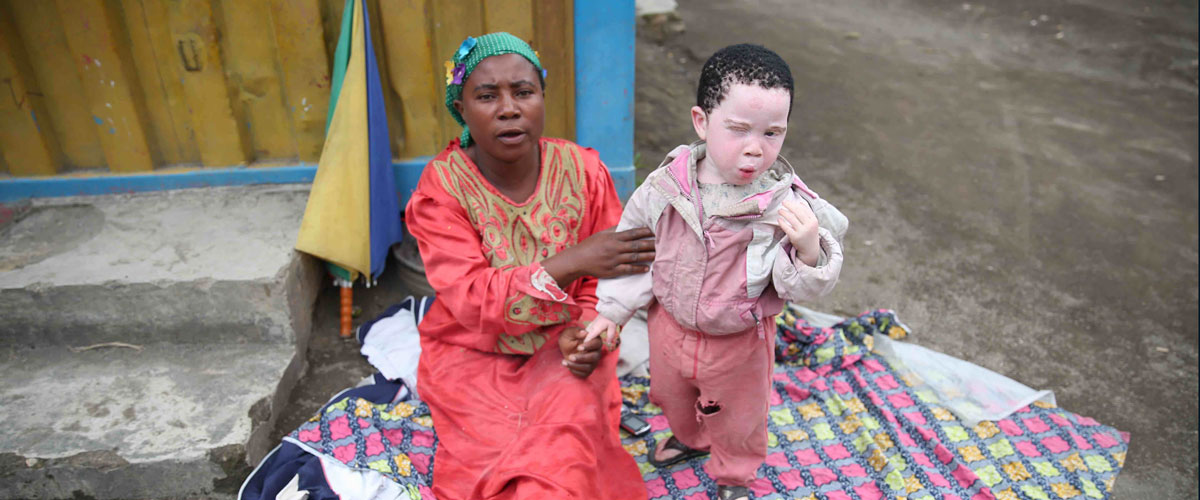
[635,0,1197,498]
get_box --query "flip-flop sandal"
[648,435,710,469]
[717,485,751,500]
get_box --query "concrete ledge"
[0,185,319,347]
[1,278,298,346]
[245,251,323,465]
[0,343,295,498]
[0,450,233,500]
[0,185,327,497]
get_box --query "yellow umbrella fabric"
[295,0,370,281]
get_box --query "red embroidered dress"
[405,137,647,500]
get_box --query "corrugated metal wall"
[0,0,574,177]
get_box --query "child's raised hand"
[582,316,620,347]
[779,199,820,267]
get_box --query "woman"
[404,32,652,499]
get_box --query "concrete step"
[0,186,321,347]
[267,260,421,447]
[0,185,325,498]
[0,342,297,499]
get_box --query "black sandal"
[717,485,751,500]
[648,435,709,469]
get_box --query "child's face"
[454,54,545,163]
[691,82,790,185]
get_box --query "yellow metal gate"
[0,0,574,177]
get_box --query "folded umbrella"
[296,0,403,334]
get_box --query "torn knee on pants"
[697,399,722,416]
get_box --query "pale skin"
[584,82,822,359]
[585,83,821,467]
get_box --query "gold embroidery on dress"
[431,141,588,354]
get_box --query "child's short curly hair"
[696,44,793,115]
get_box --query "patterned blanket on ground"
[287,308,1129,499]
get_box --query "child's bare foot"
[653,438,681,462]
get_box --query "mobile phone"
[620,412,651,436]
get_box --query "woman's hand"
[558,326,605,378]
[541,227,655,285]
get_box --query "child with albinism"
[583,44,848,500]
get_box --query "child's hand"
[582,316,620,348]
[779,199,820,267]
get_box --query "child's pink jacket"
[596,142,847,336]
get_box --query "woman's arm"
[539,173,652,290]
[541,155,653,320]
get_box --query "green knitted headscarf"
[444,32,545,146]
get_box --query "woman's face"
[455,53,545,164]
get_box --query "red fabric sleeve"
[406,190,578,347]
[404,141,624,351]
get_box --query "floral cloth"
[623,308,1129,500]
[288,307,1128,499]
[286,397,436,499]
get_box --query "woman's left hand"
[541,227,656,286]
[558,326,605,378]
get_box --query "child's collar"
[657,141,799,219]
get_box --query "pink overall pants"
[647,302,776,487]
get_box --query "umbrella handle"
[340,284,354,338]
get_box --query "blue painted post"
[0,160,431,204]
[574,0,636,200]
[0,166,320,202]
